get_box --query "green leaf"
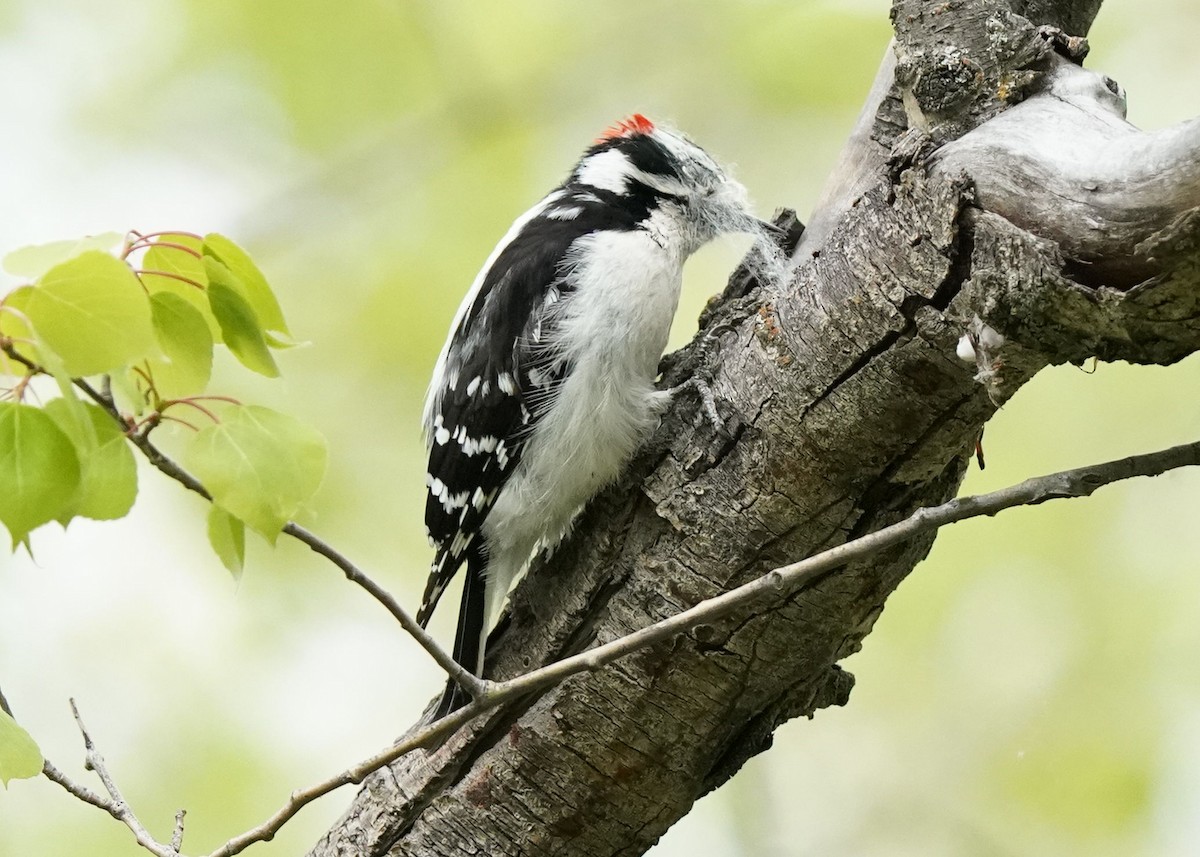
[204,258,279,378]
[1,290,97,433]
[207,505,246,579]
[26,251,156,377]
[46,388,99,518]
[147,292,214,399]
[0,710,42,787]
[0,402,81,547]
[141,235,220,342]
[44,400,137,523]
[0,286,38,368]
[185,405,326,543]
[3,233,124,280]
[202,234,290,337]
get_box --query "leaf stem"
[136,270,206,291]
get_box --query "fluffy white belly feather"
[480,226,684,623]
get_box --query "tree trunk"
[311,1,1200,854]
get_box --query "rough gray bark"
[312,2,1200,855]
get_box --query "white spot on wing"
[424,580,445,605]
[498,372,517,395]
[466,376,481,396]
[426,472,470,514]
[432,414,451,445]
[461,434,499,456]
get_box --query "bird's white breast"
[480,224,684,620]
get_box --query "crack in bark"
[850,389,981,537]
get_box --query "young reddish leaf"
[26,251,156,377]
[185,405,326,543]
[204,258,279,378]
[0,710,42,787]
[0,402,81,547]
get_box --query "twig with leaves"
[0,343,484,701]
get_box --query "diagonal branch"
[281,521,486,700]
[75,382,485,698]
[479,438,1199,696]
[80,385,484,700]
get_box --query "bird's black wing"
[417,195,605,626]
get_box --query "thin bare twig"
[73,376,483,698]
[43,759,123,816]
[282,523,486,697]
[67,699,182,857]
[171,810,187,853]
[36,706,184,857]
[107,411,483,697]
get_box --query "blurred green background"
[1,1,1199,855]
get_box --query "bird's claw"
[668,375,727,436]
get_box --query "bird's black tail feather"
[433,543,487,719]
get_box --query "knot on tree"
[902,46,984,123]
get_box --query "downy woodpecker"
[419,114,771,716]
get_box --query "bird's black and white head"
[567,114,766,256]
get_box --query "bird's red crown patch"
[596,113,655,143]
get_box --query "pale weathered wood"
[933,59,1200,284]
